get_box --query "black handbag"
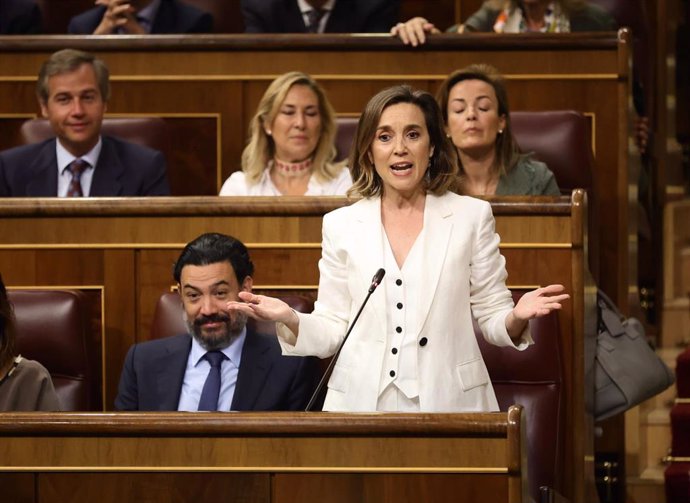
[594,289,675,421]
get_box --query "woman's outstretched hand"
[505,284,569,340]
[226,291,300,333]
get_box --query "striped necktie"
[66,159,89,197]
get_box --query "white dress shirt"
[177,327,247,411]
[219,165,352,196]
[297,0,336,33]
[56,137,102,197]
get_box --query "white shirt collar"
[56,137,102,175]
[297,0,336,14]
[189,325,247,369]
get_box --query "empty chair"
[511,110,594,194]
[9,289,101,411]
[475,291,564,503]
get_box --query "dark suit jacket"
[0,136,171,196]
[241,0,399,33]
[0,0,41,34]
[114,329,321,411]
[67,0,213,34]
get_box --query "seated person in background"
[68,0,213,35]
[0,0,41,34]
[0,49,170,197]
[436,64,560,196]
[220,71,352,196]
[393,0,615,46]
[0,274,60,411]
[241,0,399,33]
[115,233,321,411]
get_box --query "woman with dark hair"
[436,63,560,196]
[0,275,60,411]
[392,0,615,46]
[226,85,567,412]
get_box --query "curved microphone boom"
[305,268,385,412]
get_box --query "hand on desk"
[93,0,147,35]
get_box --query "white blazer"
[277,192,532,412]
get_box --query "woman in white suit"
[227,85,568,412]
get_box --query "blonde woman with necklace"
[220,71,351,196]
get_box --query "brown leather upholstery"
[335,117,359,162]
[150,291,315,340]
[19,117,170,157]
[511,110,594,193]
[475,291,564,502]
[8,290,100,411]
[183,0,244,33]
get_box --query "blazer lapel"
[231,329,272,410]
[284,0,307,32]
[89,137,124,196]
[325,0,354,32]
[349,198,387,342]
[152,334,190,411]
[26,140,59,196]
[415,194,453,334]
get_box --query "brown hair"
[0,274,16,371]
[241,71,341,184]
[436,63,524,181]
[36,49,110,104]
[348,85,458,198]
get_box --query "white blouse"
[219,166,352,196]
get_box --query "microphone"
[305,268,385,411]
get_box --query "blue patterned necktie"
[66,159,89,197]
[197,351,227,411]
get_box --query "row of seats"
[10,287,564,503]
[17,110,594,195]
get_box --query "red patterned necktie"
[66,159,89,197]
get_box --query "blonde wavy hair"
[241,72,341,184]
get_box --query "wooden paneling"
[0,33,633,310]
[0,409,528,503]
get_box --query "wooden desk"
[0,33,634,307]
[0,408,527,503]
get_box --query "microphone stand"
[305,268,385,412]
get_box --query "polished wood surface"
[0,33,633,308]
[0,408,527,503]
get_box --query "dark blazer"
[241,0,399,33]
[114,329,321,411]
[0,0,41,34]
[0,136,170,197]
[67,0,213,34]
